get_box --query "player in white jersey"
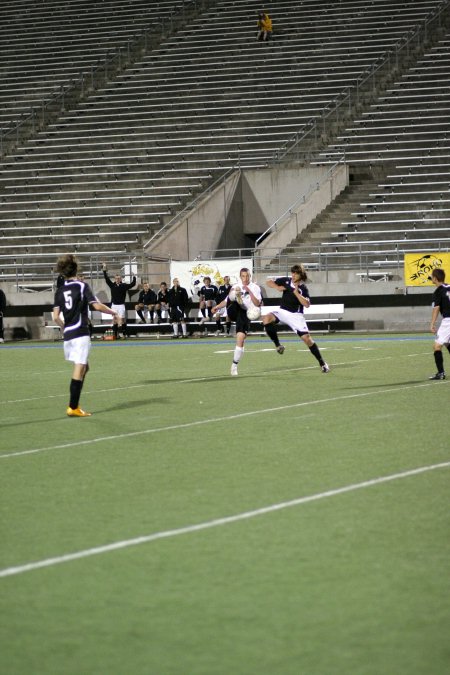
[213,268,262,376]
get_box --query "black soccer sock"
[264,322,280,347]
[113,324,119,339]
[309,342,325,366]
[157,309,162,320]
[446,344,450,355]
[207,307,213,318]
[226,321,231,334]
[216,318,221,330]
[201,307,207,318]
[69,379,83,410]
[137,309,145,321]
[434,350,444,373]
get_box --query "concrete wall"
[241,165,339,234]
[254,163,348,258]
[145,165,346,261]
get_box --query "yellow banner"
[404,252,450,286]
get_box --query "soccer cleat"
[429,372,445,380]
[321,363,330,373]
[67,407,92,417]
[276,345,285,355]
[231,363,238,376]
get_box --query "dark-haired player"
[429,268,450,380]
[198,276,218,323]
[263,263,329,373]
[214,275,232,335]
[135,282,157,324]
[53,254,118,417]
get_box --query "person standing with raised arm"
[102,262,136,339]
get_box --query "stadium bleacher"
[1,0,449,281]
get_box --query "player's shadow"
[99,396,169,413]
[343,380,424,390]
[0,397,170,428]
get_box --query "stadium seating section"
[0,0,449,281]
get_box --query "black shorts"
[169,306,186,322]
[227,301,250,334]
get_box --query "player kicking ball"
[53,254,119,417]
[263,264,329,373]
[213,267,262,376]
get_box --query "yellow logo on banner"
[404,252,450,286]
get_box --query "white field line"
[0,352,429,406]
[1,380,447,460]
[1,461,448,579]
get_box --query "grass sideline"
[0,333,449,675]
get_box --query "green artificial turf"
[0,334,448,674]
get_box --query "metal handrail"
[255,158,345,247]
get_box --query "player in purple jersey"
[263,263,329,373]
[429,268,450,380]
[53,254,118,417]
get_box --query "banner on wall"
[170,259,253,299]
[404,252,450,286]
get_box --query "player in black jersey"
[0,286,6,343]
[429,268,450,380]
[214,275,232,335]
[198,276,218,323]
[53,254,118,417]
[168,278,190,338]
[135,282,157,324]
[155,282,170,323]
[263,264,329,373]
[102,263,136,338]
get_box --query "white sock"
[182,323,187,336]
[173,323,179,336]
[233,346,244,363]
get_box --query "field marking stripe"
[1,461,448,579]
[1,380,448,460]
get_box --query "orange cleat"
[66,407,92,417]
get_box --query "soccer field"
[0,333,449,675]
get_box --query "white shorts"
[271,307,309,334]
[111,303,126,319]
[436,317,450,345]
[214,306,228,319]
[64,335,91,365]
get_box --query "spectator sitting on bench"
[135,282,157,324]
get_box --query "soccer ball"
[246,305,261,321]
